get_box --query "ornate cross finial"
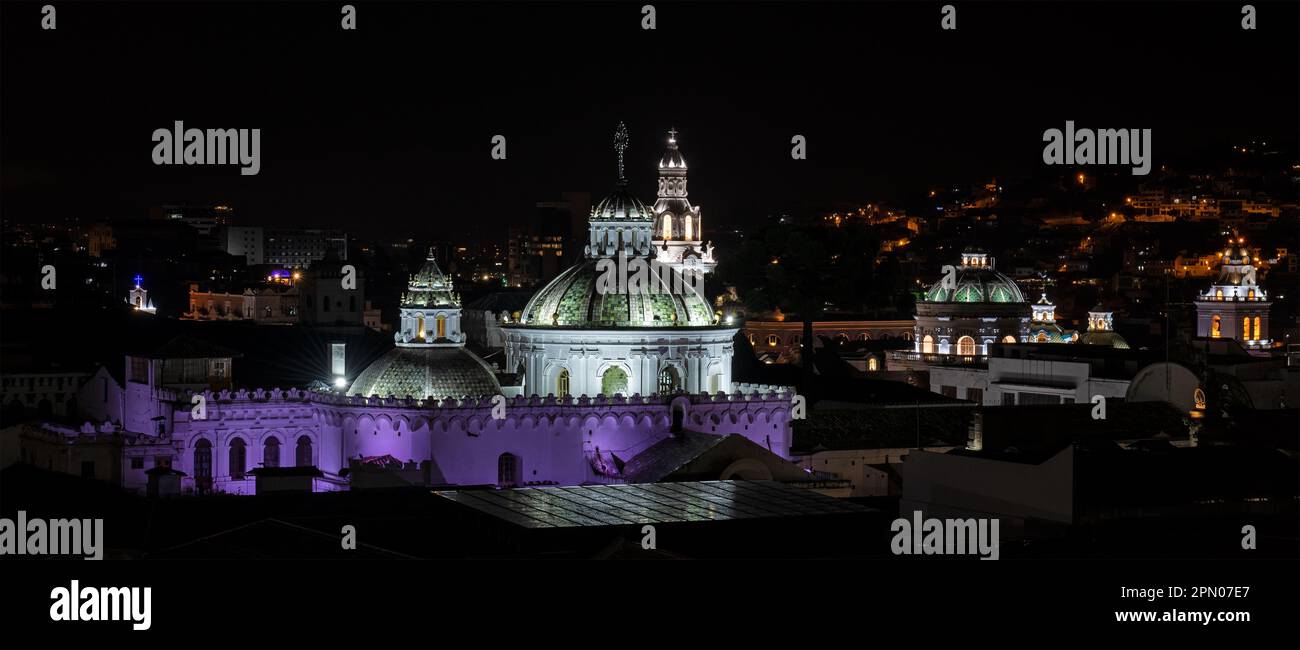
[614,121,629,183]
[133,274,143,287]
[668,127,678,144]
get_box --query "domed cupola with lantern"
[345,250,503,400]
[651,128,715,274]
[913,246,1031,356]
[503,123,737,399]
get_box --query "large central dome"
[923,248,1025,304]
[517,259,715,327]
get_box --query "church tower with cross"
[652,128,715,274]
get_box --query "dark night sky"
[2,2,1297,241]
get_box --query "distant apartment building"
[264,228,348,269]
[507,196,587,287]
[222,226,265,265]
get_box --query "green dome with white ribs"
[923,247,1025,304]
[518,259,715,327]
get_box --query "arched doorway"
[263,437,281,468]
[194,440,212,495]
[295,436,312,467]
[922,334,935,354]
[601,366,628,396]
[228,438,246,479]
[497,453,520,487]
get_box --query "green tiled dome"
[518,258,715,327]
[924,267,1025,304]
[347,347,501,399]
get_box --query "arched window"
[658,366,680,394]
[857,333,870,341]
[661,216,672,240]
[557,369,570,397]
[1215,288,1224,300]
[922,334,935,354]
[497,453,520,487]
[1002,335,1017,343]
[436,314,447,339]
[709,373,722,393]
[1242,316,1251,340]
[834,333,849,345]
[1247,288,1255,300]
[957,336,976,356]
[194,440,212,494]
[1211,315,1221,337]
[1253,316,1261,340]
[600,366,628,396]
[263,437,281,468]
[417,314,425,339]
[295,436,312,467]
[1037,332,1048,343]
[867,357,879,371]
[766,334,780,347]
[684,216,694,240]
[228,438,246,479]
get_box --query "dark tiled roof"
[621,431,730,483]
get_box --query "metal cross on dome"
[614,121,629,183]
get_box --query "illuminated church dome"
[912,247,1030,356]
[922,248,1025,304]
[346,250,502,400]
[504,122,736,398]
[1078,304,1129,349]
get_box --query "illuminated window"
[1242,317,1251,340]
[557,369,570,397]
[601,366,628,396]
[684,216,694,240]
[922,335,935,354]
[1037,332,1048,343]
[1002,335,1017,344]
[1247,288,1255,300]
[661,217,672,240]
[1253,316,1261,340]
[657,366,680,394]
[436,314,447,339]
[417,314,425,339]
[1212,315,1221,338]
[767,334,780,347]
[957,336,976,356]
[1215,288,1223,300]
[867,357,879,371]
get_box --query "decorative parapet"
[296,387,796,412]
